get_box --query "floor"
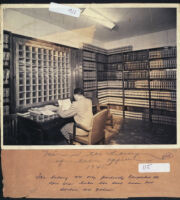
[108,119,176,145]
[4,118,176,145]
[57,119,176,145]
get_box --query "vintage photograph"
[2,5,177,146]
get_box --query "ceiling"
[7,7,176,43]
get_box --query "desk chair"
[97,104,113,127]
[71,109,108,145]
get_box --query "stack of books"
[83,51,96,61]
[124,61,148,70]
[96,53,108,63]
[3,69,10,85]
[3,33,9,49]
[125,90,149,99]
[83,71,97,80]
[123,50,148,62]
[124,80,148,89]
[125,111,149,120]
[3,88,10,103]
[3,52,10,66]
[125,98,149,108]
[108,54,123,63]
[84,81,97,91]
[150,69,176,79]
[124,71,148,79]
[151,100,176,111]
[149,47,176,59]
[149,58,176,69]
[107,45,133,55]
[151,91,176,101]
[150,80,176,90]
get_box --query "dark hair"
[74,88,84,95]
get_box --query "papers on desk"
[58,99,71,111]
[17,112,30,117]
[44,105,58,112]
[40,109,55,116]
[28,105,59,116]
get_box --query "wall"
[104,28,176,50]
[3,9,104,49]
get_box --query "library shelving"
[3,31,17,145]
[82,44,109,105]
[83,44,133,108]
[149,47,176,125]
[123,49,150,121]
[96,45,176,125]
[82,48,97,104]
[96,53,108,81]
[3,31,12,116]
[97,46,133,117]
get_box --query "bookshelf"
[149,47,176,125]
[123,50,150,121]
[82,45,107,105]
[83,44,133,107]
[82,49,97,103]
[96,45,176,126]
[96,53,108,81]
[97,47,133,117]
[3,31,12,116]
[13,35,71,112]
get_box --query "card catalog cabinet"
[13,36,71,111]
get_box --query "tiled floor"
[108,119,176,145]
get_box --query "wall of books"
[82,45,101,105]
[82,45,130,116]
[3,31,12,116]
[149,47,176,125]
[97,46,133,117]
[96,46,176,125]
[123,50,150,120]
[13,35,71,112]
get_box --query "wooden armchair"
[71,109,108,145]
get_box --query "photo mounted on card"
[1,3,178,149]
[0,2,180,199]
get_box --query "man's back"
[73,96,93,131]
[57,88,94,142]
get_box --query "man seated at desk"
[57,88,93,144]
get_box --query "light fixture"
[49,2,81,18]
[82,8,115,29]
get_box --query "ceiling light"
[49,2,81,18]
[82,8,115,29]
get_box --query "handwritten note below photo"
[2,149,180,198]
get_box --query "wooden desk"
[17,114,74,145]
[4,105,104,145]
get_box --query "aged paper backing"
[1,3,180,198]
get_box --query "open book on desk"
[58,99,71,111]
